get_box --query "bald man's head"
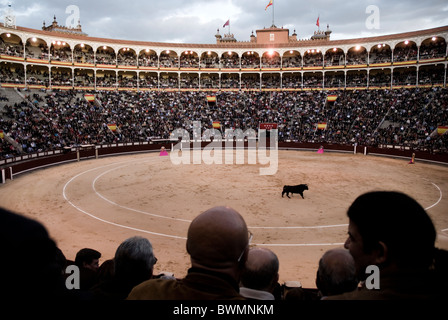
[316,248,358,296]
[186,206,249,269]
[241,247,279,292]
[245,248,279,272]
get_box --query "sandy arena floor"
[1,149,447,288]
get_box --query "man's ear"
[373,241,388,265]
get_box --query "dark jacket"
[127,267,246,300]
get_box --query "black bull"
[282,184,308,199]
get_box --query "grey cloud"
[4,0,447,44]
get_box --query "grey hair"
[317,248,358,296]
[114,236,156,276]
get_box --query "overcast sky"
[1,0,447,44]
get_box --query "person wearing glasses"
[127,206,251,300]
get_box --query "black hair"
[74,248,101,267]
[347,191,436,269]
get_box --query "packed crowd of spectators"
[0,87,447,160]
[394,44,418,62]
[3,63,443,91]
[0,41,23,57]
[346,49,368,65]
[50,45,72,62]
[73,48,95,64]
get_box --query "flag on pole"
[317,123,327,130]
[213,121,221,129]
[107,124,117,132]
[223,19,229,28]
[265,0,273,10]
[84,94,95,102]
[437,126,448,135]
[206,95,216,103]
[316,16,320,27]
[327,95,338,102]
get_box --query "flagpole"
[272,1,275,27]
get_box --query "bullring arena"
[1,7,448,293]
[1,149,447,288]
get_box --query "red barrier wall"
[1,141,447,183]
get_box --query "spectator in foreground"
[90,236,158,300]
[315,248,358,298]
[239,247,280,300]
[326,191,447,300]
[74,247,101,290]
[0,207,67,300]
[127,206,250,300]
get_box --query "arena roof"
[5,23,448,50]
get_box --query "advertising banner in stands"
[259,123,278,130]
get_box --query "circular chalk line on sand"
[62,157,188,240]
[426,180,448,234]
[92,165,191,223]
[63,155,445,246]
